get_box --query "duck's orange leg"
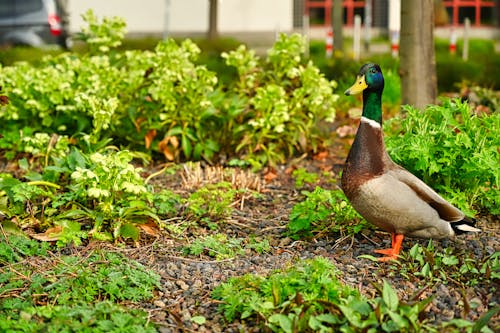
[373,233,404,261]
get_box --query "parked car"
[0,0,70,48]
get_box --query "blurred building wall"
[68,0,293,35]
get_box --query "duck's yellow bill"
[344,75,368,95]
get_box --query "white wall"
[219,0,292,32]
[68,0,293,35]
[68,0,168,34]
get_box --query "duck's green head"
[344,63,384,124]
[344,63,384,96]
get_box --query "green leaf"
[387,310,409,329]
[442,255,459,266]
[358,254,379,262]
[315,313,339,324]
[191,315,207,325]
[339,304,363,327]
[382,280,399,311]
[118,223,140,241]
[1,220,23,235]
[268,313,293,333]
[166,126,183,136]
[420,262,431,277]
[443,318,473,329]
[182,133,192,158]
[409,244,420,258]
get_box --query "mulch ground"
[120,123,499,332]
[3,116,499,332]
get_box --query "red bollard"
[326,28,333,57]
[449,28,457,55]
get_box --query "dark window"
[14,0,43,16]
[458,6,476,24]
[480,6,495,25]
[310,7,325,25]
[0,0,15,18]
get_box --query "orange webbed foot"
[373,248,395,255]
[373,233,404,262]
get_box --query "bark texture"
[208,0,218,40]
[332,0,343,52]
[400,0,437,109]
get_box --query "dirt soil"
[6,117,498,332]
[112,126,498,333]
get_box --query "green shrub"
[221,33,339,169]
[436,54,483,92]
[386,98,499,215]
[0,148,159,245]
[0,12,339,169]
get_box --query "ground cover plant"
[0,234,159,332]
[0,10,498,333]
[212,256,497,332]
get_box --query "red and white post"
[390,30,399,58]
[449,27,457,55]
[326,27,334,58]
[388,0,400,58]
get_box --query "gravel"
[122,160,499,333]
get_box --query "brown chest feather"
[341,122,389,198]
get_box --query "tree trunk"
[332,0,343,52]
[399,0,437,109]
[208,0,218,40]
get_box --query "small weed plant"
[185,182,237,228]
[0,149,159,245]
[394,241,499,289]
[291,167,319,188]
[288,187,368,239]
[183,233,270,260]
[212,257,435,332]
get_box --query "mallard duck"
[341,63,480,261]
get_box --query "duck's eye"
[370,68,376,74]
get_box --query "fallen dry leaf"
[145,129,157,149]
[139,222,160,237]
[284,166,296,175]
[264,169,278,183]
[159,136,179,161]
[0,95,9,105]
[313,151,329,161]
[31,226,63,242]
[133,117,146,132]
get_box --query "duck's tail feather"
[451,217,481,235]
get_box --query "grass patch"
[0,233,160,332]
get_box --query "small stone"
[176,280,190,290]
[153,300,166,308]
[192,279,203,289]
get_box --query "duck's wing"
[387,166,465,222]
